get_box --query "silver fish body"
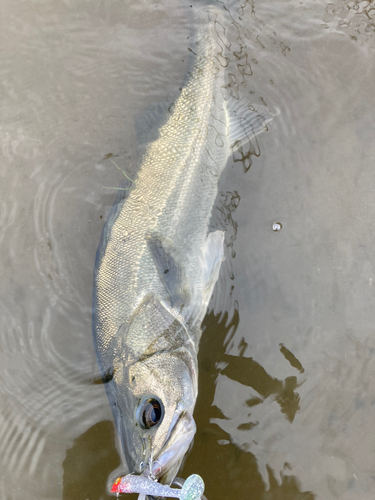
[92,28,271,487]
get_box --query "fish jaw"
[149,409,196,484]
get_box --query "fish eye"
[137,398,163,429]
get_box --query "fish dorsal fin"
[147,233,191,309]
[186,231,225,333]
[227,98,274,151]
[202,230,225,305]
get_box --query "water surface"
[1,0,375,499]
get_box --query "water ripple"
[1,0,375,499]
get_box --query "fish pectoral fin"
[202,230,225,301]
[227,98,274,152]
[147,233,191,309]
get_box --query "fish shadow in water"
[62,420,121,500]
[181,307,316,500]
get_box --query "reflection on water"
[1,0,375,498]
[182,309,314,499]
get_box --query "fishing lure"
[111,473,204,500]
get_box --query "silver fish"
[92,25,272,490]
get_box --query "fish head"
[111,296,198,484]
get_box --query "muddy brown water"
[1,0,375,499]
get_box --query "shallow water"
[1,0,375,499]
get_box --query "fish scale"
[95,40,226,350]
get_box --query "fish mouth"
[110,411,196,497]
[147,409,196,485]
